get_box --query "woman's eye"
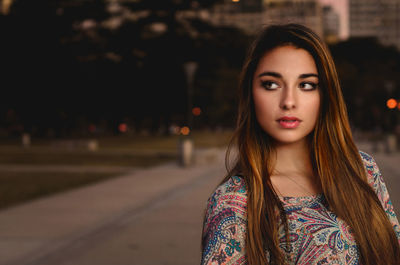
[300,82,318,90]
[261,81,279,90]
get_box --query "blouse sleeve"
[360,151,400,243]
[201,176,248,265]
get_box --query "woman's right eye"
[261,81,279,90]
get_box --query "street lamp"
[384,81,398,153]
[183,61,198,130]
[178,61,198,167]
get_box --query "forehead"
[255,45,317,76]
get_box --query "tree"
[1,0,251,136]
[330,37,400,131]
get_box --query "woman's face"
[252,45,320,145]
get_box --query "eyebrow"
[257,71,319,79]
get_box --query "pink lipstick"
[277,116,301,129]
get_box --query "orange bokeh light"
[119,123,127,133]
[180,126,190,135]
[398,102,400,110]
[192,107,201,116]
[387,99,397,109]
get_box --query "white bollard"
[386,134,397,153]
[22,133,31,148]
[87,139,99,152]
[179,137,193,167]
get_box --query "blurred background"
[0,0,399,264]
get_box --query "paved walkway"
[0,143,398,265]
[0,148,226,265]
[0,165,136,174]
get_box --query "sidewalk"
[0,148,226,265]
[0,165,135,173]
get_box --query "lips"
[277,116,301,128]
[277,116,301,122]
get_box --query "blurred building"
[350,0,400,50]
[240,0,263,12]
[207,0,323,36]
[207,0,263,35]
[0,0,13,14]
[262,0,323,36]
[322,5,340,43]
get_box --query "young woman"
[200,24,400,265]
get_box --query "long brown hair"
[222,24,399,264]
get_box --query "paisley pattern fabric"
[200,151,400,264]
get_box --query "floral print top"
[201,151,400,264]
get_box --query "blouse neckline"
[279,193,325,207]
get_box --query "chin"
[272,136,308,145]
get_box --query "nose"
[279,87,296,110]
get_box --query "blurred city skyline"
[1,0,399,45]
[319,0,348,39]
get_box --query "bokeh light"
[192,107,201,116]
[118,123,127,133]
[387,98,397,109]
[169,125,180,135]
[180,126,190,135]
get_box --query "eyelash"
[261,81,318,91]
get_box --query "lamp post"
[384,81,398,153]
[184,61,198,130]
[178,61,198,167]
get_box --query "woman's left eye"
[300,82,318,90]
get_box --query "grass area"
[0,149,176,167]
[0,130,233,166]
[0,130,233,210]
[0,171,122,210]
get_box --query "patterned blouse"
[201,151,400,264]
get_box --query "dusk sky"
[319,0,349,39]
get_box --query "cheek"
[253,102,276,134]
[253,93,274,120]
[308,96,320,122]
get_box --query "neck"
[272,138,313,177]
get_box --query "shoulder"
[358,150,390,206]
[204,175,248,221]
[359,150,377,166]
[358,150,382,187]
[215,175,248,198]
[201,175,248,264]
[358,151,400,241]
